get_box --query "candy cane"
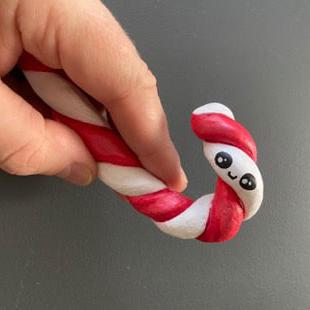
[18,52,263,243]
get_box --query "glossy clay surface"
[0,0,310,309]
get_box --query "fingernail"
[57,163,94,186]
[169,168,188,192]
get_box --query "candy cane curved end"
[18,52,264,243]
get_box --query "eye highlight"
[215,152,232,169]
[239,173,256,191]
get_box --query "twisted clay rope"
[18,52,263,243]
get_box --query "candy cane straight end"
[19,52,264,243]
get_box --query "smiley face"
[203,142,263,220]
[214,151,257,191]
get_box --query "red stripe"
[53,111,141,167]
[191,113,257,161]
[197,179,244,242]
[18,52,56,72]
[19,52,76,84]
[128,189,193,222]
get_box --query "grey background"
[1,0,310,309]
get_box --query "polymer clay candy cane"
[18,52,263,243]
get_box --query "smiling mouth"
[228,171,237,180]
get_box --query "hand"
[0,0,187,190]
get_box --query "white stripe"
[203,142,263,220]
[23,71,109,127]
[154,194,213,239]
[98,163,166,196]
[193,102,234,119]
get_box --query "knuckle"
[1,139,47,176]
[0,109,47,176]
[16,0,62,65]
[107,61,158,107]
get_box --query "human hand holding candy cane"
[1,0,263,242]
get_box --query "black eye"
[239,173,256,191]
[215,152,232,169]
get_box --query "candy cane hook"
[18,52,263,243]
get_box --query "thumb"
[0,79,97,185]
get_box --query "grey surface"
[1,0,310,309]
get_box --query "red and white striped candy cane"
[18,52,263,243]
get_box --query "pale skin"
[0,0,188,190]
